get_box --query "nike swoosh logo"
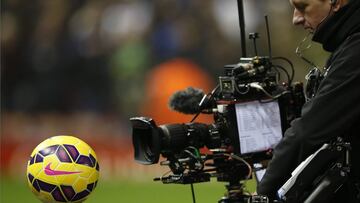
[44,163,82,176]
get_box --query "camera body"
[219,57,274,100]
[130,56,305,188]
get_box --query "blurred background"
[1,0,329,202]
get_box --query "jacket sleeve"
[256,34,360,198]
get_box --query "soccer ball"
[26,135,99,203]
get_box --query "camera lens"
[130,117,161,164]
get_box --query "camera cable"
[229,154,253,180]
[248,82,290,101]
[272,56,295,84]
[272,64,291,85]
[190,85,220,123]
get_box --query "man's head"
[289,0,349,32]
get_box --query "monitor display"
[235,100,282,154]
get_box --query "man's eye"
[296,3,307,12]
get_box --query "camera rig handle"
[277,137,351,203]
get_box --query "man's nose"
[292,9,305,25]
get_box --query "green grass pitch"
[0,176,256,203]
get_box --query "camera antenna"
[265,15,273,61]
[237,0,247,57]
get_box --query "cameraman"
[257,0,360,202]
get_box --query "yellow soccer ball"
[26,135,99,203]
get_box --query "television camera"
[130,1,307,203]
[130,25,307,203]
[128,0,356,201]
[130,56,305,203]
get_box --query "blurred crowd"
[1,0,314,120]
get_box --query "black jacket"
[257,1,360,202]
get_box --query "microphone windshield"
[168,87,205,114]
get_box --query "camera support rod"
[237,0,247,57]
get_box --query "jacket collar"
[312,0,360,52]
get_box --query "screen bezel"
[225,99,284,158]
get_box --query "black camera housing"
[131,56,305,176]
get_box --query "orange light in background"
[141,58,215,124]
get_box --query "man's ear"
[331,0,345,12]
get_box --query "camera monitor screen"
[235,100,282,154]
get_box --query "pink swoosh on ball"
[44,163,82,176]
